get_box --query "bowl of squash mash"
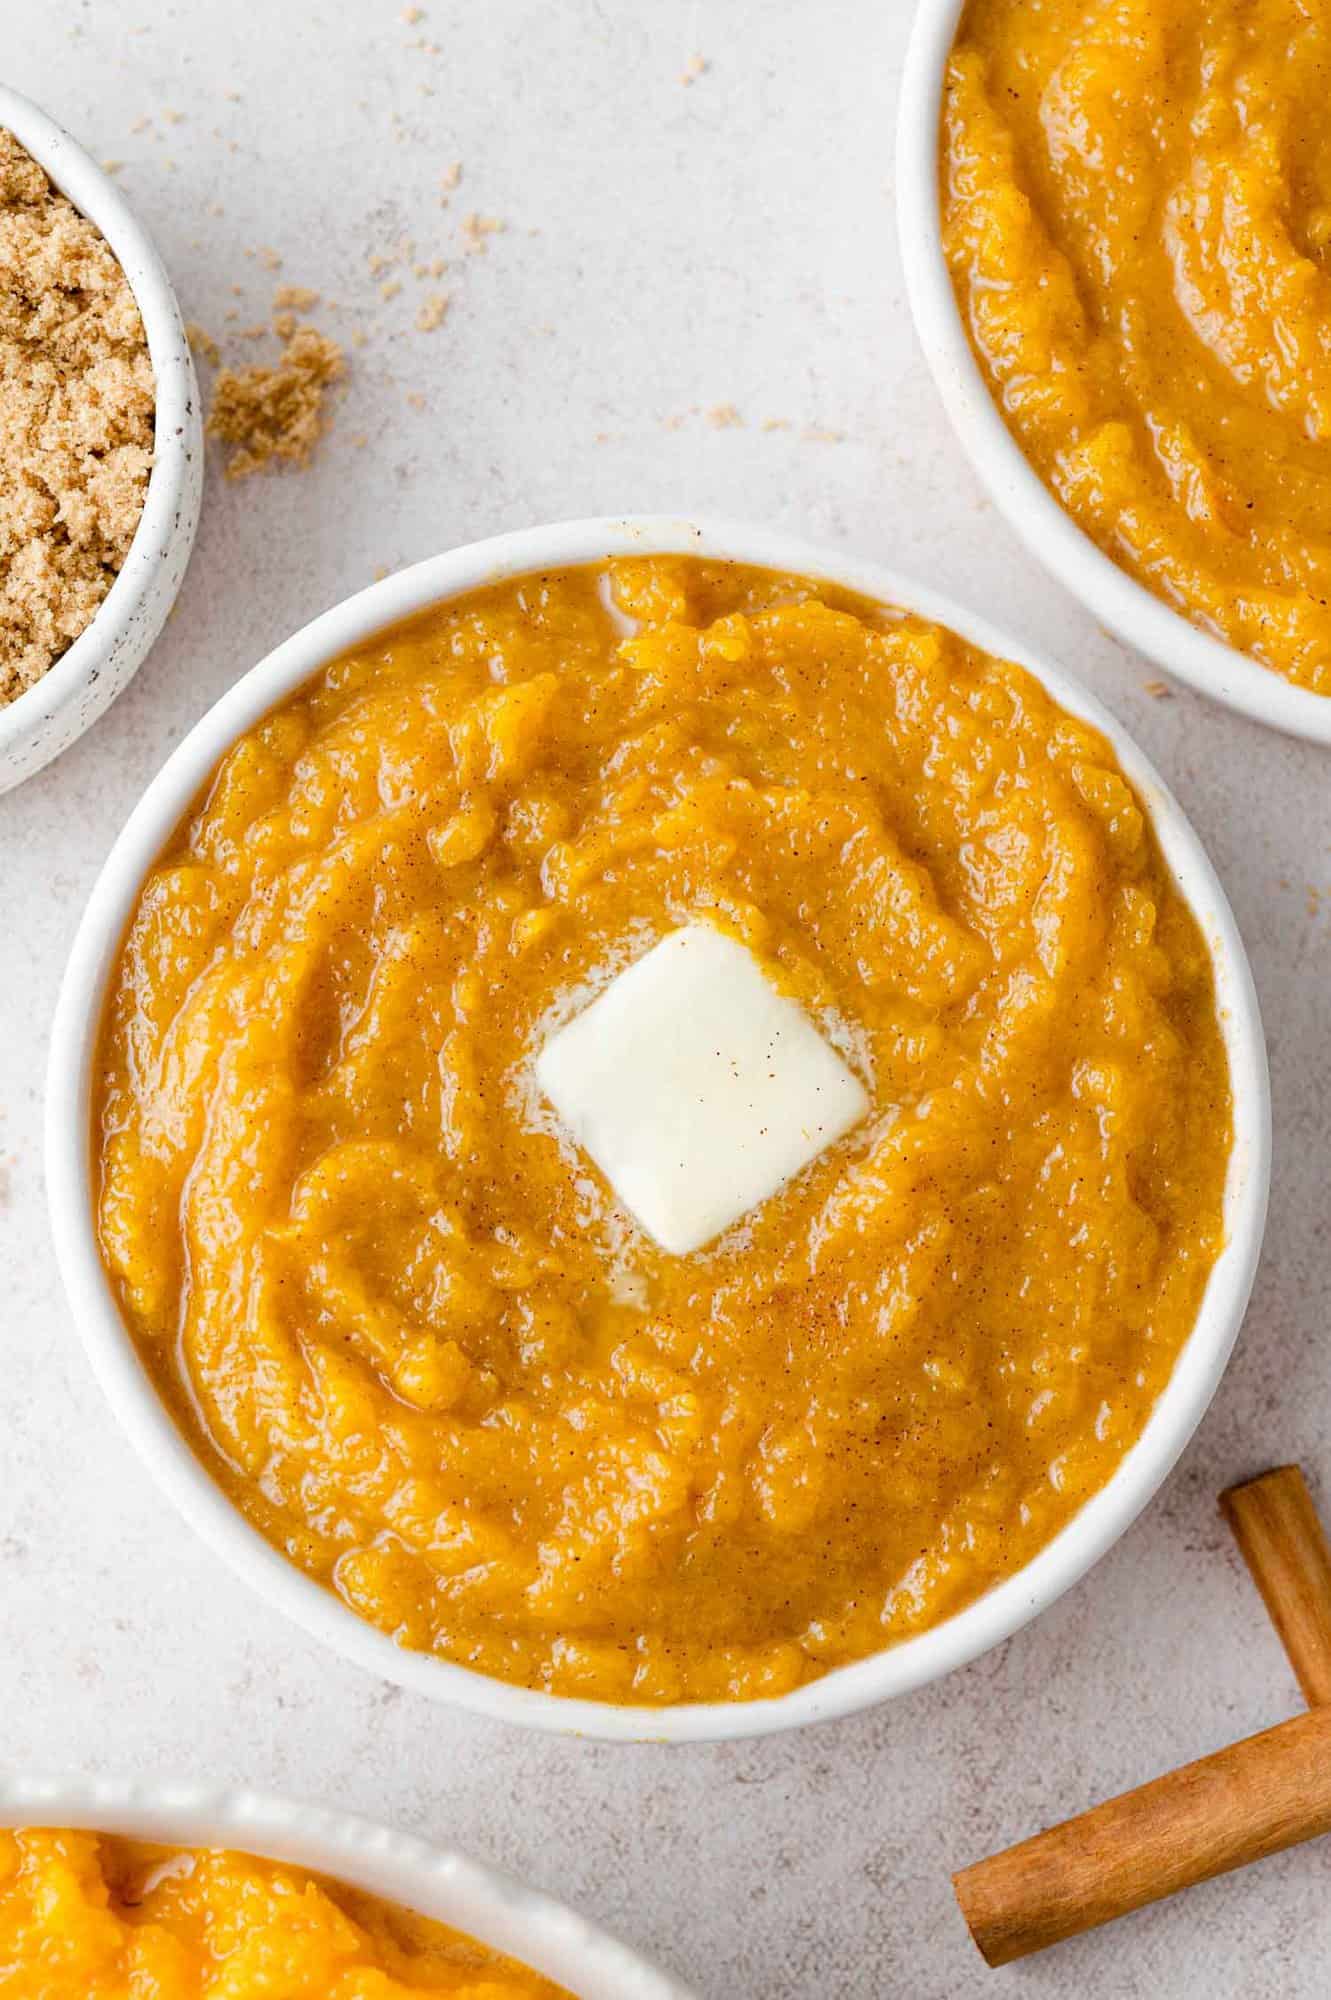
[0,1774,690,1997]
[46,516,1269,1741]
[899,0,1331,742]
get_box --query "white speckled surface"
[2,3,1330,1994]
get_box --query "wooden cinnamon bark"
[1221,1466,1331,1707]
[954,1705,1331,1966]
[954,1463,1331,1967]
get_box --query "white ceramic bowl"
[0,84,203,793]
[0,1775,692,1999]
[46,515,1270,1743]
[896,0,1331,745]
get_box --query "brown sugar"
[0,128,154,706]
[206,323,344,478]
[185,321,220,367]
[460,211,504,254]
[272,284,320,313]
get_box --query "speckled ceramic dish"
[0,84,202,793]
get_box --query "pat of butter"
[536,924,869,1255]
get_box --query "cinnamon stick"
[1221,1466,1331,1708]
[954,1704,1331,1967]
[954,1463,1331,1966]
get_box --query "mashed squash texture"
[95,558,1231,1704]
[943,0,1331,691]
[0,1828,566,1997]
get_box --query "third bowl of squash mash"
[47,517,1268,1740]
[0,1775,689,1996]
[899,0,1331,741]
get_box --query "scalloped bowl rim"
[45,513,1270,1743]
[895,0,1331,745]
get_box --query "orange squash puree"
[0,1828,566,1997]
[94,557,1231,1705]
[942,0,1331,691]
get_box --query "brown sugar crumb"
[185,321,220,367]
[400,3,424,18]
[0,128,153,706]
[680,53,709,85]
[273,284,320,313]
[415,292,449,332]
[439,161,462,204]
[1143,678,1172,699]
[206,324,344,479]
[461,211,504,254]
[706,402,743,429]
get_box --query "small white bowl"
[46,515,1270,1743]
[0,84,203,793]
[896,0,1331,745]
[0,1775,692,1999]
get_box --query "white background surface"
[3,4,1330,1994]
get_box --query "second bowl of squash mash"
[899,0,1331,741]
[47,516,1268,1740]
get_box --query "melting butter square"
[536,923,869,1255]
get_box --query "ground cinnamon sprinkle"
[206,323,344,478]
[0,129,154,706]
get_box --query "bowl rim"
[0,1774,693,1998]
[894,0,1331,746]
[45,512,1271,1744]
[0,82,199,758]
